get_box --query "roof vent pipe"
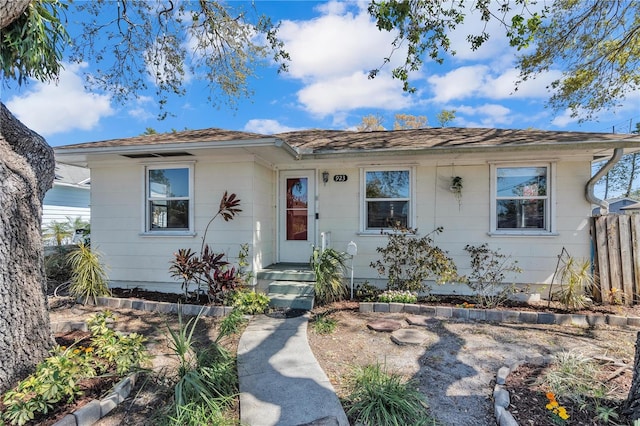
[586,147,624,215]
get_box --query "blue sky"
[2,0,639,149]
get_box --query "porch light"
[322,171,329,185]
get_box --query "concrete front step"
[269,293,315,310]
[257,264,315,282]
[268,281,315,296]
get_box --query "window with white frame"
[492,165,551,233]
[363,169,411,230]
[145,165,193,232]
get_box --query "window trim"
[359,167,415,234]
[141,162,195,236]
[489,162,556,236]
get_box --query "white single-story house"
[54,127,640,294]
[43,163,90,230]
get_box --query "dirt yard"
[307,304,638,425]
[48,298,639,425]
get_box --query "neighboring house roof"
[53,163,90,188]
[592,197,640,214]
[621,201,640,211]
[55,127,640,165]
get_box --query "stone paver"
[366,319,403,332]
[390,328,436,346]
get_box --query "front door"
[279,171,315,263]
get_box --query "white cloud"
[128,96,155,121]
[276,3,412,118]
[454,103,513,127]
[243,119,300,134]
[5,63,114,136]
[428,66,562,103]
[297,71,410,116]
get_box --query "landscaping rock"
[390,328,435,346]
[366,319,403,332]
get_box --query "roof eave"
[300,140,640,159]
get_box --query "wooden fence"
[591,214,640,305]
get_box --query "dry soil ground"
[48,298,639,425]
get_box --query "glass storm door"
[279,171,315,263]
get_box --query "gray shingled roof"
[56,126,640,154]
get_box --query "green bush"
[354,281,381,302]
[163,306,239,424]
[370,226,458,293]
[345,363,436,426]
[67,243,110,304]
[553,256,593,310]
[311,313,337,334]
[1,311,149,426]
[232,289,270,314]
[311,247,348,305]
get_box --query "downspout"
[586,147,624,214]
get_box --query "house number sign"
[333,174,348,182]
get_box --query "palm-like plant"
[67,243,110,304]
[43,220,73,246]
[310,247,348,305]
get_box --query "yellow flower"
[546,400,559,410]
[73,349,81,355]
[85,347,94,353]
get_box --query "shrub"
[463,244,522,308]
[370,226,458,293]
[311,313,337,334]
[163,306,239,424]
[169,192,243,304]
[553,256,593,310]
[67,243,110,304]
[377,290,418,304]
[1,311,148,426]
[310,247,348,305]
[345,363,435,426]
[355,281,381,302]
[232,288,270,314]
[44,245,74,290]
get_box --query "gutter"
[586,147,624,215]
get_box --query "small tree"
[436,109,456,127]
[42,221,73,246]
[370,226,458,293]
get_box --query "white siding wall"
[315,158,592,290]
[88,151,593,293]
[90,157,269,291]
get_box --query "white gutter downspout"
[586,147,624,215]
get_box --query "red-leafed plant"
[169,192,243,303]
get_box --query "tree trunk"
[0,0,29,30]
[0,102,55,393]
[624,332,640,419]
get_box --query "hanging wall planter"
[450,176,463,209]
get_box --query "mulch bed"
[8,331,122,426]
[506,363,634,425]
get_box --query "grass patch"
[344,363,437,425]
[311,313,337,334]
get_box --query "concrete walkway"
[237,313,349,426]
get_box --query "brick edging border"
[358,302,640,327]
[92,296,234,317]
[493,356,553,426]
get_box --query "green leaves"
[67,243,110,305]
[1,0,69,85]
